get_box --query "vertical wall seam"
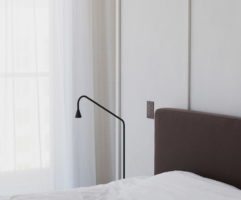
[188,0,192,110]
[115,0,122,180]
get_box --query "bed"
[1,108,241,199]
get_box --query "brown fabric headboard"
[155,108,241,189]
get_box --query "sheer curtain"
[0,0,116,195]
[0,0,91,195]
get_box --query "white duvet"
[1,171,241,200]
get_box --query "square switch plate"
[147,101,154,119]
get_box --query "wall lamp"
[75,95,125,179]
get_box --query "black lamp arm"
[76,95,126,179]
[77,96,124,124]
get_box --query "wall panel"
[121,0,189,177]
[191,0,241,116]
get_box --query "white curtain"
[0,0,54,195]
[72,0,96,187]
[92,0,118,184]
[51,0,76,190]
[0,0,116,195]
[0,0,84,195]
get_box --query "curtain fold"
[92,0,117,184]
[50,0,75,190]
[72,0,96,187]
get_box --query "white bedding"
[1,171,241,200]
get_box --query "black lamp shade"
[75,109,82,118]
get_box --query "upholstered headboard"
[155,108,241,189]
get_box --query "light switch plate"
[147,101,154,119]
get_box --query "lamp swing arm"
[76,95,126,179]
[77,96,123,122]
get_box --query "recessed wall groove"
[187,0,192,110]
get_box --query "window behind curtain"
[0,0,52,194]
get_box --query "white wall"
[121,0,241,177]
[191,0,241,116]
[121,0,189,177]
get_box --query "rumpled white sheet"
[1,171,241,200]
